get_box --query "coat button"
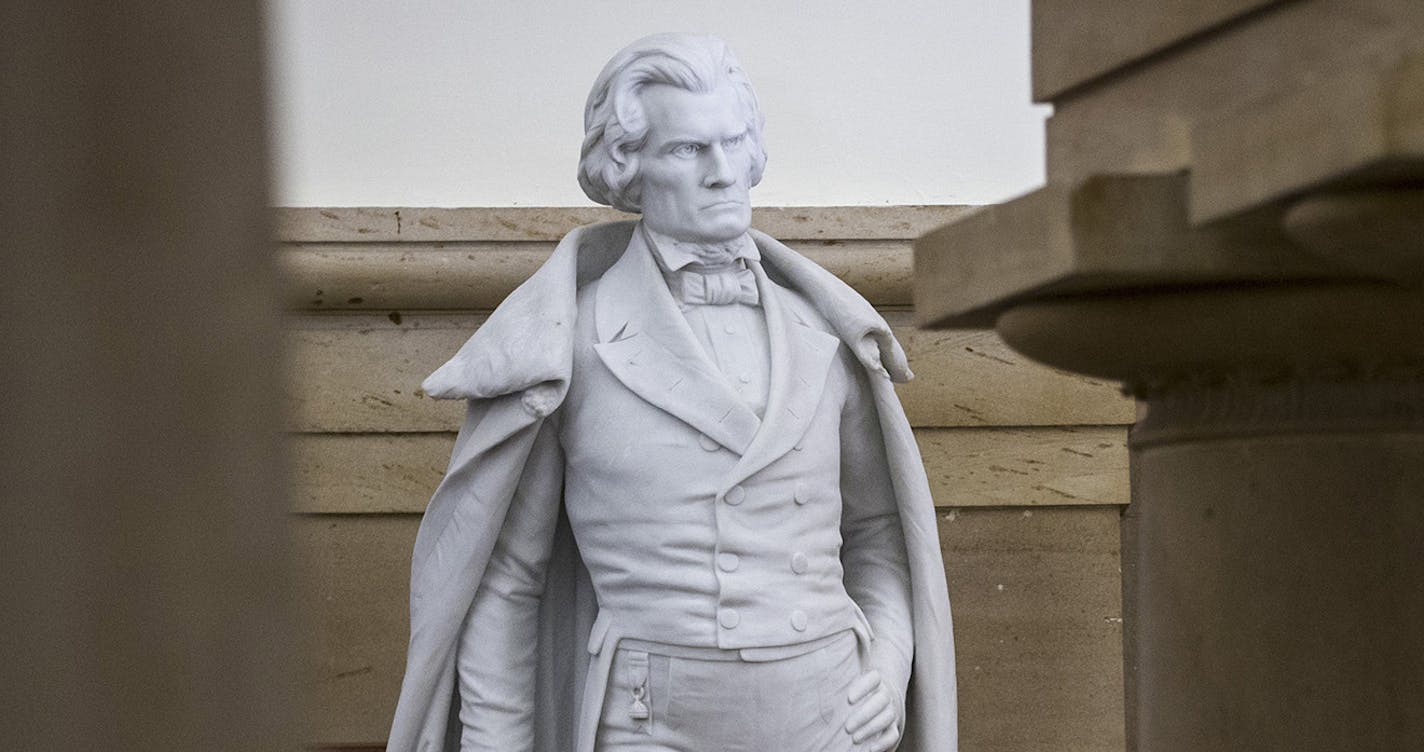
[725,485,746,505]
[790,552,808,574]
[717,553,741,572]
[698,434,720,451]
[790,610,808,632]
[719,608,740,629]
[793,482,809,505]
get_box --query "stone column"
[915,2,1424,750]
[0,3,293,750]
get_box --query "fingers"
[850,703,896,743]
[846,669,882,704]
[866,723,902,752]
[845,674,896,744]
[844,687,884,731]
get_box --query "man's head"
[579,33,767,243]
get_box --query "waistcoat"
[557,230,867,650]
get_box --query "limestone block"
[290,433,452,514]
[919,426,1129,508]
[944,506,1126,752]
[295,515,417,746]
[274,206,972,243]
[284,313,1135,432]
[1189,48,1424,222]
[1033,0,1284,100]
[1043,0,1424,185]
[278,239,915,311]
[289,426,1129,514]
[295,507,1126,749]
[913,173,1334,328]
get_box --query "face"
[636,83,755,243]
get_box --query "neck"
[644,225,751,271]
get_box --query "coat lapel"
[593,226,762,455]
[722,258,841,492]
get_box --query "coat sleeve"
[454,411,566,750]
[838,351,914,710]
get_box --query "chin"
[695,211,752,242]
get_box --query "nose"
[702,144,735,188]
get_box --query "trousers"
[595,630,867,752]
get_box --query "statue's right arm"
[454,409,566,751]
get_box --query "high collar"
[642,223,760,272]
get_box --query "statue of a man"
[387,33,956,752]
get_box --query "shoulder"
[767,275,835,337]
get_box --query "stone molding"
[274,205,974,243]
[276,206,972,311]
[1130,373,1424,447]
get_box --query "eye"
[672,143,703,158]
[723,133,746,149]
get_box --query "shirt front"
[643,224,772,417]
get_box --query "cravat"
[666,264,760,307]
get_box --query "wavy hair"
[578,33,767,213]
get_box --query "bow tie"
[666,264,760,307]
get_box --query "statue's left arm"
[838,353,914,721]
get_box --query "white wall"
[265,0,1049,207]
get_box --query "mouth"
[702,200,746,210]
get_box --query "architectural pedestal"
[916,2,1424,749]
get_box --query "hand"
[844,669,901,751]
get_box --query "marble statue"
[386,33,956,752]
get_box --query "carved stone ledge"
[913,173,1342,329]
[1129,371,1424,448]
[993,282,1424,387]
[1282,188,1424,283]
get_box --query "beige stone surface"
[290,426,1128,514]
[1043,0,1424,185]
[284,313,1134,432]
[275,205,973,243]
[295,515,417,746]
[945,506,1126,752]
[1032,0,1283,100]
[1,3,294,750]
[920,426,1129,508]
[1189,47,1424,222]
[1282,189,1424,282]
[295,506,1126,748]
[291,433,452,514]
[995,282,1424,387]
[279,239,915,310]
[913,173,1334,328]
[1129,431,1424,751]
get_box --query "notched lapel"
[592,226,761,455]
[724,261,841,491]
